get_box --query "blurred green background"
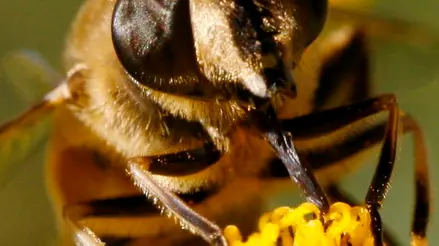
[0,0,438,245]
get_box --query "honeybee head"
[112,0,327,104]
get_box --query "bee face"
[112,0,327,100]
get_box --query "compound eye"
[111,0,195,82]
[304,0,328,46]
[292,0,328,48]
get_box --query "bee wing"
[0,52,70,188]
[327,5,439,48]
[307,5,439,95]
[1,50,62,103]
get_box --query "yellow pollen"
[224,202,375,246]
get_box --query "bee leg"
[127,143,228,246]
[310,24,429,245]
[62,194,212,246]
[61,177,268,246]
[0,63,84,136]
[277,96,430,246]
[373,115,429,246]
[362,113,430,246]
[0,65,86,187]
[63,204,106,246]
[62,143,226,246]
[326,184,400,246]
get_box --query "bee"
[0,0,433,245]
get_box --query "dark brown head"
[111,0,327,105]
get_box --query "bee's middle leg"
[265,97,430,246]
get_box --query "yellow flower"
[224,202,375,246]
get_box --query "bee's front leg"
[64,142,227,246]
[126,143,227,246]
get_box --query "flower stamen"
[224,202,374,246]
